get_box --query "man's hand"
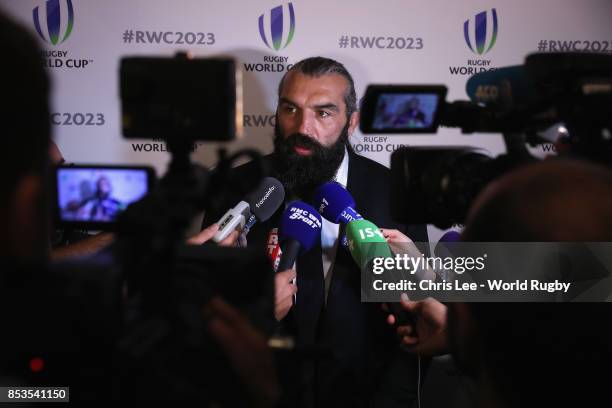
[274,269,297,321]
[50,232,114,261]
[380,228,437,281]
[205,297,281,406]
[386,294,449,356]
[380,228,411,243]
[187,223,240,246]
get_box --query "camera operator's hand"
[274,269,297,321]
[205,297,281,407]
[187,223,240,246]
[385,294,449,356]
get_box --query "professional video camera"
[359,52,612,228]
[49,54,279,404]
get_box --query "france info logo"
[33,0,75,46]
[464,8,498,55]
[258,2,296,51]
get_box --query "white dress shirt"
[321,149,349,303]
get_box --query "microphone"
[434,230,461,281]
[266,228,282,272]
[313,182,363,247]
[345,219,392,267]
[437,230,461,245]
[345,219,413,326]
[277,201,323,272]
[213,177,285,243]
[465,65,533,106]
[314,182,363,224]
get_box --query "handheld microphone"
[465,65,533,106]
[213,177,285,243]
[346,219,392,267]
[266,228,282,272]
[433,230,461,281]
[277,201,323,272]
[313,182,363,247]
[212,201,250,243]
[314,182,363,224]
[437,230,461,244]
[346,219,413,326]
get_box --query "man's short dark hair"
[0,9,50,204]
[278,56,358,119]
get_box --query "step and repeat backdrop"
[3,0,612,238]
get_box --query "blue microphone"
[313,182,363,247]
[314,182,363,224]
[277,201,323,272]
[437,230,461,244]
[315,183,415,326]
[466,65,534,106]
[434,230,461,281]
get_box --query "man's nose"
[297,110,314,137]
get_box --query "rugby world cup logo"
[258,2,296,51]
[33,0,75,45]
[464,8,498,55]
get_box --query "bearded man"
[202,57,427,407]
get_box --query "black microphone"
[213,177,285,242]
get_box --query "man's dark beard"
[273,121,349,199]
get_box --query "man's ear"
[348,111,360,136]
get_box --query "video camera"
[359,52,612,228]
[47,54,278,404]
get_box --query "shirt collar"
[332,147,349,188]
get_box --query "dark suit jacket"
[203,150,428,407]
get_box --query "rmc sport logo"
[33,0,75,46]
[463,8,498,55]
[258,2,296,51]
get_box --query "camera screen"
[360,85,446,134]
[56,167,152,225]
[372,93,440,130]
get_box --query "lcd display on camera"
[55,166,154,229]
[360,85,447,134]
[372,93,440,130]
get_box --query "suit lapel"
[295,237,324,345]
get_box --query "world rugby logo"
[258,2,296,51]
[464,8,498,55]
[33,0,75,46]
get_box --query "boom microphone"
[465,65,533,106]
[213,177,285,242]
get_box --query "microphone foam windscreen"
[313,182,355,223]
[438,230,461,243]
[245,177,285,221]
[434,230,461,259]
[465,65,532,105]
[279,201,322,253]
[346,219,392,268]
